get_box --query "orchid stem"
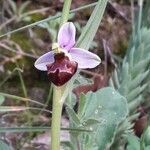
[60,0,72,27]
[51,1,72,149]
[51,85,64,150]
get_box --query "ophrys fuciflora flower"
[34,22,101,86]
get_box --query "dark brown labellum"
[46,52,77,86]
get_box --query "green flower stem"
[51,85,64,150]
[51,1,72,149]
[60,0,72,27]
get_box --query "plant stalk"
[51,85,64,150]
[51,0,72,149]
[60,0,72,27]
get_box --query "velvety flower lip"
[46,52,78,86]
[34,22,101,71]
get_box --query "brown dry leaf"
[73,74,107,99]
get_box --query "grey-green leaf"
[78,93,86,118]
[79,87,128,149]
[145,146,150,150]
[76,0,108,50]
[126,135,140,150]
[66,106,80,126]
[0,140,12,150]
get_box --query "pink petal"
[69,48,101,69]
[34,51,54,71]
[58,22,76,51]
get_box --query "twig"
[0,16,16,31]
[21,7,50,18]
[81,69,101,77]
[0,2,98,38]
[0,42,37,59]
[0,92,46,107]
[0,55,22,66]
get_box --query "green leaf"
[109,23,150,149]
[144,126,150,146]
[0,126,91,133]
[78,93,86,118]
[126,135,140,150]
[61,141,75,150]
[128,95,143,111]
[66,106,80,126]
[132,58,150,77]
[82,118,100,128]
[78,87,128,149]
[0,140,12,150]
[0,95,5,105]
[145,146,150,150]
[76,0,108,50]
[126,86,141,102]
[128,71,149,90]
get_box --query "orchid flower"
[34,22,101,86]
